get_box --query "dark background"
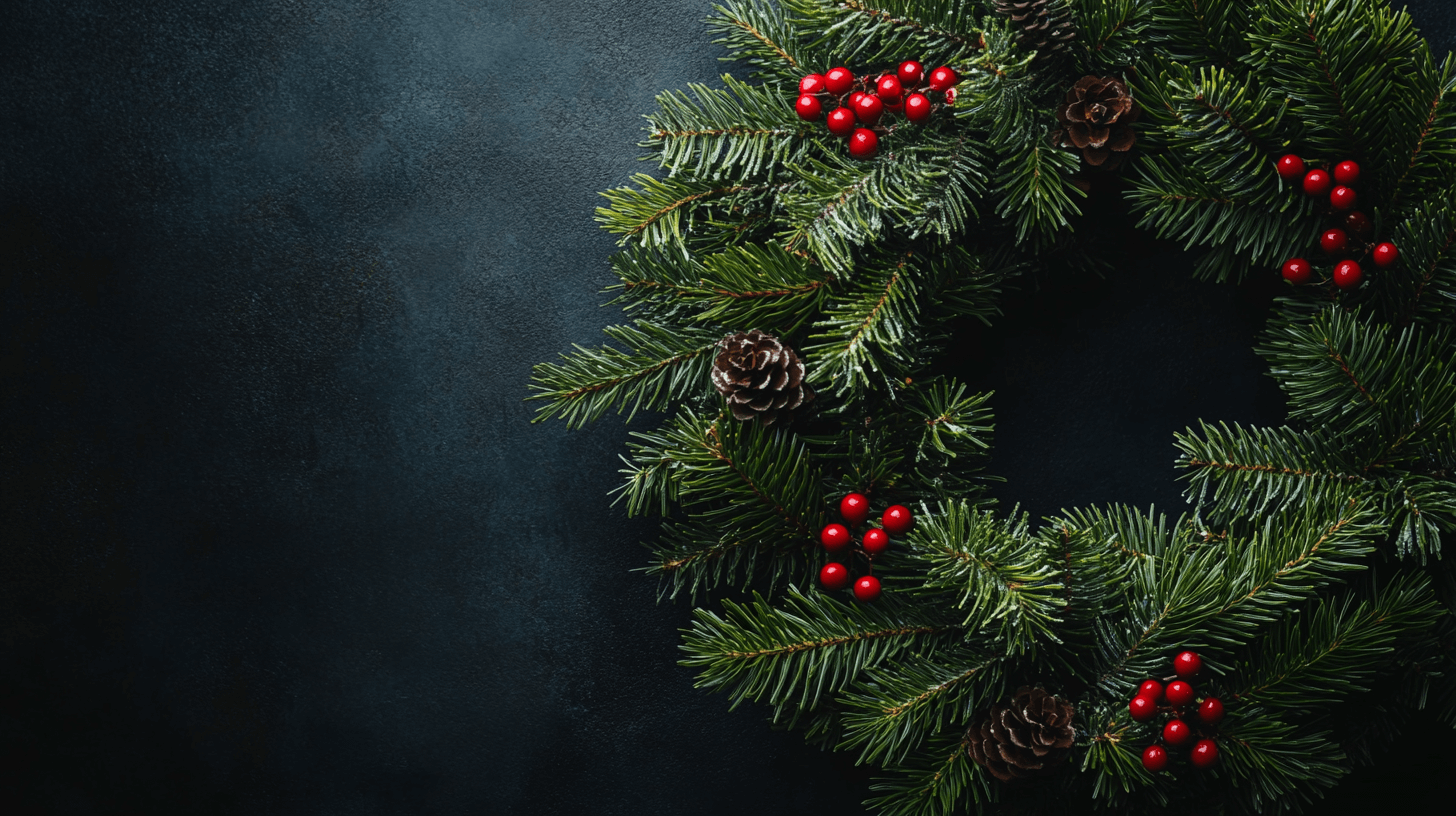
[2,2,1453,814]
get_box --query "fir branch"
[839,646,1010,764]
[866,735,991,816]
[680,586,957,713]
[528,322,721,428]
[708,0,813,83]
[807,0,986,67]
[646,76,814,178]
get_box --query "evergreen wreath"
[530,1,1456,813]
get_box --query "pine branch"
[866,735,992,816]
[804,250,924,393]
[1228,573,1441,711]
[908,502,1062,652]
[646,76,814,178]
[680,586,959,714]
[598,174,791,249]
[839,646,1010,764]
[805,0,986,68]
[709,0,814,84]
[1145,0,1253,67]
[1216,715,1348,813]
[994,139,1083,245]
[528,321,721,427]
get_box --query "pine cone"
[711,330,813,426]
[965,687,1076,782]
[995,0,1076,62]
[1053,75,1140,169]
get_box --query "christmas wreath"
[531,1,1456,813]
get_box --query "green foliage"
[534,1,1456,813]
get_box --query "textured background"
[2,2,1453,814]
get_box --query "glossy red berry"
[904,93,932,122]
[824,66,854,95]
[1334,259,1363,289]
[1197,696,1225,725]
[1291,257,1324,283]
[1345,210,1372,238]
[1163,718,1194,746]
[1320,228,1348,254]
[1334,160,1361,185]
[1174,651,1203,678]
[800,74,827,95]
[853,93,884,125]
[819,562,850,590]
[1137,680,1164,701]
[1330,185,1357,210]
[849,91,867,108]
[1303,168,1332,196]
[1129,695,1157,722]
[1275,154,1305,180]
[853,575,882,602]
[898,60,925,87]
[849,128,878,159]
[1281,258,1312,284]
[1165,680,1195,707]
[862,528,890,555]
[882,505,914,535]
[840,493,871,525]
[826,107,857,137]
[1373,242,1399,268]
[795,94,822,121]
[876,74,902,101]
[821,523,851,552]
[928,66,959,91]
[1191,739,1219,769]
[1141,744,1169,772]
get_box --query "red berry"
[1190,739,1219,769]
[1163,718,1193,746]
[1174,651,1203,678]
[1275,154,1305,180]
[850,91,867,109]
[882,505,914,535]
[821,523,851,552]
[819,562,850,590]
[1281,258,1312,284]
[826,107,857,137]
[876,75,902,101]
[795,94,822,121]
[927,66,959,92]
[1330,185,1357,210]
[862,528,890,554]
[904,93,931,122]
[1303,168,1332,196]
[1334,160,1361,185]
[1334,259,1363,289]
[1345,210,1372,238]
[800,74,826,95]
[1137,680,1164,701]
[1373,242,1399,268]
[1197,696,1225,725]
[853,575,882,602]
[849,128,878,159]
[853,93,884,125]
[1165,680,1195,707]
[1129,695,1157,722]
[1320,228,1348,254]
[824,67,854,95]
[898,60,925,87]
[840,493,871,525]
[1141,744,1169,772]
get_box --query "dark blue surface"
[1,2,1452,814]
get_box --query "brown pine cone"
[964,687,1076,782]
[710,330,813,426]
[1052,75,1140,169]
[995,0,1076,62]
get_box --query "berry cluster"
[795,62,961,159]
[818,494,913,602]
[1274,155,1399,290]
[1129,651,1224,772]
